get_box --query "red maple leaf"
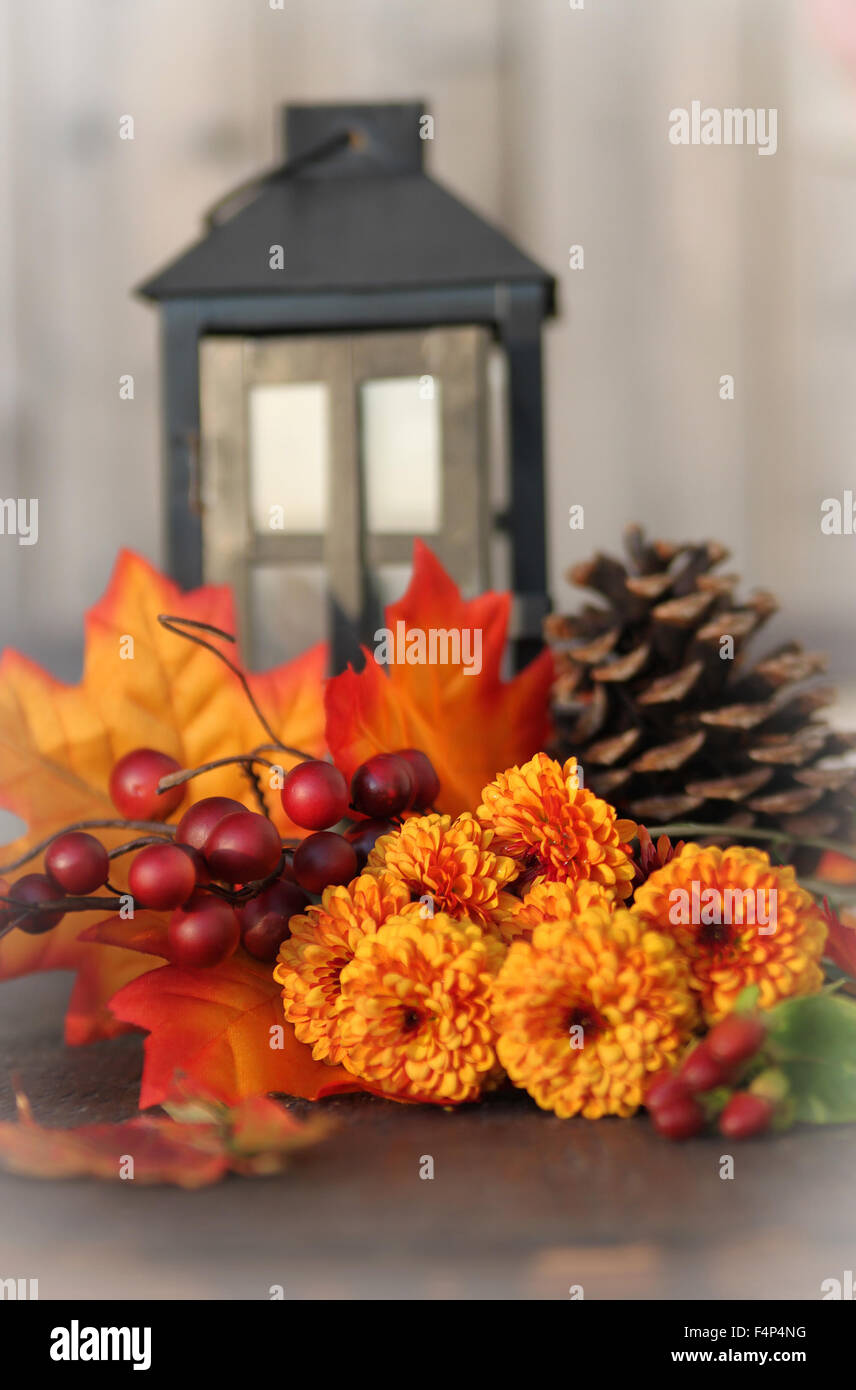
[820,897,856,981]
[108,950,360,1109]
[325,541,554,814]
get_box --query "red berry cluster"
[0,743,440,977]
[646,1015,774,1141]
[282,747,439,881]
[0,829,112,938]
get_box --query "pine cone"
[546,526,856,839]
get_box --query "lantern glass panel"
[248,382,330,534]
[375,563,413,609]
[360,376,442,534]
[248,562,327,668]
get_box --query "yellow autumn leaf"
[0,550,327,1042]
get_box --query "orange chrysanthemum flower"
[477,752,636,899]
[337,913,506,1103]
[367,812,519,932]
[510,877,616,940]
[633,843,827,1022]
[492,907,696,1118]
[274,871,411,1065]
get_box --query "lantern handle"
[203,127,360,230]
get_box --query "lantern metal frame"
[139,101,556,669]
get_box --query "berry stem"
[0,819,177,874]
[799,878,856,906]
[156,754,281,820]
[242,760,271,820]
[0,890,133,945]
[107,836,177,859]
[191,850,290,904]
[0,891,127,917]
[0,843,297,942]
[157,614,317,760]
[648,821,856,863]
[156,754,279,789]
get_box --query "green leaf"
[733,985,761,1015]
[698,1086,731,1122]
[749,1067,790,1104]
[777,1059,856,1124]
[766,992,856,1066]
[761,993,856,1124]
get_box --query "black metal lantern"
[139,102,555,672]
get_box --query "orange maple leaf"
[816,850,856,885]
[827,911,856,981]
[0,1088,330,1187]
[108,950,360,1108]
[0,550,327,1043]
[814,854,856,981]
[325,541,554,814]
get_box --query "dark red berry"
[652,1094,705,1141]
[129,843,197,910]
[397,749,440,809]
[344,818,395,870]
[168,892,240,968]
[205,811,282,884]
[176,796,246,853]
[293,832,357,895]
[350,753,415,819]
[109,748,185,822]
[0,877,11,930]
[239,881,309,962]
[645,1070,689,1111]
[8,874,66,934]
[679,1043,730,1094]
[281,761,349,831]
[45,832,109,895]
[718,1091,774,1140]
[707,1014,766,1068]
[177,843,210,886]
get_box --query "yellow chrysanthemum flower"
[511,877,617,939]
[477,752,637,899]
[336,913,506,1104]
[492,907,696,1118]
[367,812,519,932]
[632,843,827,1022]
[274,871,411,1065]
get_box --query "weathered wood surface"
[0,972,853,1300]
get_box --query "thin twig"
[0,820,176,875]
[647,821,856,862]
[190,852,288,904]
[157,614,316,759]
[0,892,124,916]
[157,753,282,820]
[241,760,271,819]
[798,878,856,906]
[157,754,278,791]
[108,836,177,859]
[0,843,291,932]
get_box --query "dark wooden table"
[0,971,853,1300]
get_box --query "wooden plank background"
[2,0,856,675]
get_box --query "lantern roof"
[138,102,555,311]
